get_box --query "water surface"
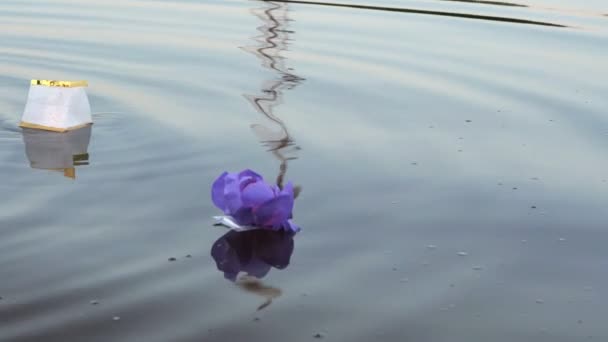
[1,0,607,341]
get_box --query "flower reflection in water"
[211,229,295,310]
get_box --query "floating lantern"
[22,125,92,179]
[20,80,92,132]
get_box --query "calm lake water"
[1,0,607,341]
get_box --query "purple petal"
[211,171,229,211]
[241,181,275,208]
[238,169,264,182]
[281,182,295,216]
[223,173,243,214]
[232,207,255,226]
[279,181,294,197]
[270,220,300,233]
[239,177,258,192]
[283,220,300,233]
[254,194,294,227]
[211,171,245,215]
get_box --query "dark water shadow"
[211,229,295,310]
[264,0,568,27]
[211,229,295,281]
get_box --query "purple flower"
[212,169,299,232]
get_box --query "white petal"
[213,216,260,232]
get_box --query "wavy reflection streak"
[244,1,305,190]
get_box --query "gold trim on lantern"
[63,168,76,179]
[30,80,88,88]
[19,121,93,133]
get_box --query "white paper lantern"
[20,79,92,132]
[22,125,92,179]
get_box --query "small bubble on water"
[521,239,528,243]
[535,299,544,304]
[426,245,437,250]
[113,316,121,321]
[90,300,99,305]
[457,252,468,257]
[558,238,566,242]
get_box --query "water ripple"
[1,0,607,341]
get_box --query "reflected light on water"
[244,0,305,190]
[21,125,92,179]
